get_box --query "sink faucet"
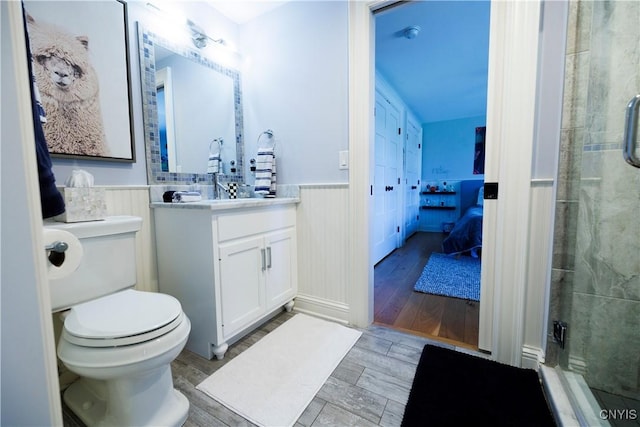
[211,173,229,199]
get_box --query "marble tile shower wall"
[548,0,640,400]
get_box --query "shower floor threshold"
[540,365,610,427]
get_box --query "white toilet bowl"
[44,216,191,427]
[58,289,191,427]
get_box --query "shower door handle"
[623,94,640,168]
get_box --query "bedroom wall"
[421,115,486,185]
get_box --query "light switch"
[339,150,349,170]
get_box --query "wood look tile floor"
[374,232,480,350]
[62,231,480,426]
[62,310,479,427]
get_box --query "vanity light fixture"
[145,1,239,57]
[146,2,227,49]
[187,19,226,49]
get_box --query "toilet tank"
[44,216,143,312]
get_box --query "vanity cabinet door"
[264,228,297,310]
[218,236,266,340]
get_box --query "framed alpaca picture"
[24,0,135,162]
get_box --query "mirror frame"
[137,23,244,185]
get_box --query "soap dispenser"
[190,175,201,194]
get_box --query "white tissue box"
[56,187,107,222]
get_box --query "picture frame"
[24,0,135,162]
[474,126,486,175]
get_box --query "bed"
[442,184,484,257]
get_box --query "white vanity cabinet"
[153,201,298,360]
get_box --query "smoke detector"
[403,25,421,40]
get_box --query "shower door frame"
[550,0,640,402]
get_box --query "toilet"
[45,215,191,427]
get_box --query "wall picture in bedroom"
[474,126,486,174]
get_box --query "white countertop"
[150,196,299,212]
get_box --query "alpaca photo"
[24,1,134,161]
[28,14,108,157]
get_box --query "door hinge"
[553,321,568,349]
[398,127,401,135]
[397,226,400,233]
[397,177,400,185]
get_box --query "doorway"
[371,1,489,349]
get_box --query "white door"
[404,116,422,240]
[373,90,402,264]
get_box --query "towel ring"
[209,137,223,152]
[257,129,276,149]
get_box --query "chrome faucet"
[211,173,229,199]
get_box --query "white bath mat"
[196,313,362,427]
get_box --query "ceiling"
[375,1,491,124]
[206,1,491,124]
[206,0,291,24]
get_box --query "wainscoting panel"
[295,184,350,323]
[104,186,157,293]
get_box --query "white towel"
[207,152,220,174]
[254,147,274,195]
[172,191,202,203]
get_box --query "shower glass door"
[551,0,639,412]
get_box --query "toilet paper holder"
[45,240,69,267]
[45,240,68,253]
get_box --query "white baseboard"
[293,294,350,325]
[568,355,588,376]
[522,345,545,369]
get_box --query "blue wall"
[421,115,486,185]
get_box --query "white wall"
[240,1,349,184]
[422,115,486,183]
[1,2,62,423]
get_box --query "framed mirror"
[137,24,244,184]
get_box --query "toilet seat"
[64,289,184,348]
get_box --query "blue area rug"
[414,253,480,301]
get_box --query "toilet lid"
[64,289,183,347]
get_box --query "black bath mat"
[402,345,556,426]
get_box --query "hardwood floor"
[374,232,480,350]
[63,311,481,427]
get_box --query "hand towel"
[207,152,220,174]
[172,191,202,203]
[254,147,274,195]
